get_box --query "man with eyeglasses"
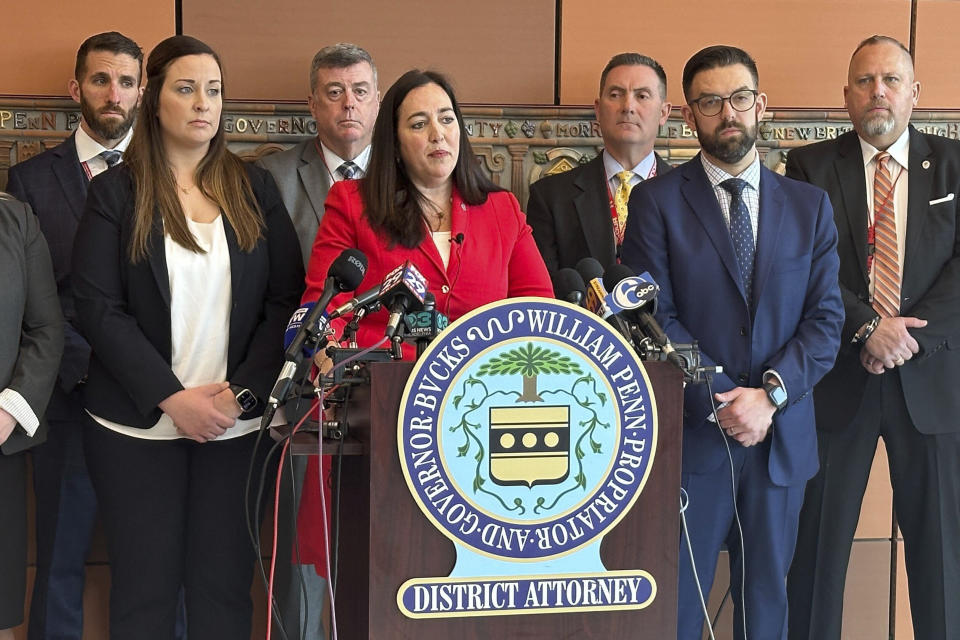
[785,36,960,640]
[621,45,843,640]
[527,52,672,273]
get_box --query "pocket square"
[929,193,955,205]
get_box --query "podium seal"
[397,298,658,618]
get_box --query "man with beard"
[785,36,960,640]
[527,52,672,272]
[621,45,843,640]
[6,31,143,640]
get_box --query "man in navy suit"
[786,36,960,640]
[6,31,143,640]
[621,45,843,640]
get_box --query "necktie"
[337,161,360,180]
[614,170,635,229]
[99,149,122,167]
[871,152,900,317]
[720,178,756,302]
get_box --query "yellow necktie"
[614,170,635,228]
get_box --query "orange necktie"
[871,152,900,317]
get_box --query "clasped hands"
[713,387,775,447]
[860,316,927,375]
[159,382,242,443]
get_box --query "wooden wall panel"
[914,0,960,109]
[182,0,556,103]
[559,0,911,108]
[0,4,174,97]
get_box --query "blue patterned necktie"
[337,161,360,180]
[99,149,122,167]
[720,177,756,302]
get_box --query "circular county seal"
[398,298,657,561]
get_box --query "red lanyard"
[865,162,903,273]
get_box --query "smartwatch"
[763,380,788,412]
[230,385,258,413]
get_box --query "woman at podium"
[71,36,303,638]
[297,68,552,582]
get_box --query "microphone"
[575,257,631,338]
[404,292,450,358]
[269,249,368,407]
[452,232,465,245]
[551,268,586,305]
[282,301,325,357]
[379,261,428,339]
[329,283,382,319]
[602,264,684,368]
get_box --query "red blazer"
[303,179,553,350]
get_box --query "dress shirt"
[0,388,38,436]
[74,124,133,177]
[320,141,371,183]
[603,149,657,194]
[701,151,761,246]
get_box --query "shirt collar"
[319,141,371,179]
[602,149,656,184]
[858,126,910,170]
[700,150,761,192]
[74,124,133,164]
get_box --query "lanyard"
[607,161,658,249]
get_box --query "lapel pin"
[922,160,931,169]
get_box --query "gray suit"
[0,196,63,455]
[256,138,332,267]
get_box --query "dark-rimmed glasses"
[688,89,758,117]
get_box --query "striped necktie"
[871,152,900,317]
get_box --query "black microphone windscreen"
[603,263,636,291]
[328,248,368,292]
[552,268,586,301]
[575,257,604,283]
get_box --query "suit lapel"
[573,156,615,265]
[833,132,870,284]
[51,134,89,221]
[680,157,746,300]
[904,127,933,293]
[752,167,785,308]
[146,215,171,308]
[297,141,331,225]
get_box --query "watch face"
[235,388,257,413]
[768,385,788,409]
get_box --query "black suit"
[527,152,672,272]
[6,132,100,639]
[71,162,304,638]
[785,127,960,639]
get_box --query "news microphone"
[269,249,368,407]
[602,264,684,369]
[329,283,382,319]
[551,268,586,305]
[282,301,325,357]
[380,261,428,339]
[575,258,631,338]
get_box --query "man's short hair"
[599,52,667,100]
[851,35,914,69]
[682,45,758,102]
[309,43,377,93]
[75,31,143,81]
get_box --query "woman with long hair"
[72,35,303,638]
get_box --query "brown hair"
[123,35,262,262]
[361,69,502,248]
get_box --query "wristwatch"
[762,380,788,411]
[230,385,258,413]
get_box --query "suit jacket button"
[738,373,748,383]
[739,327,747,336]
[441,285,450,294]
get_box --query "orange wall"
[0,4,175,96]
[3,1,959,108]
[560,0,911,108]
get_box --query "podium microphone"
[379,261,428,339]
[551,268,586,305]
[269,249,367,409]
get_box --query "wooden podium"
[323,360,683,639]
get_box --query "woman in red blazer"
[298,69,552,575]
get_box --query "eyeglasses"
[688,89,758,117]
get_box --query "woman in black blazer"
[0,194,63,637]
[71,36,303,639]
